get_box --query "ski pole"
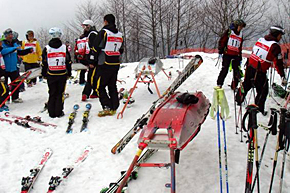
[269,108,287,193]
[217,106,223,193]
[243,105,259,193]
[252,108,279,193]
[222,118,229,193]
[279,112,290,193]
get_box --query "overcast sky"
[0,0,90,40]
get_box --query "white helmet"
[82,20,94,26]
[49,27,63,38]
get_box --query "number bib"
[103,29,123,56]
[24,41,37,53]
[76,37,89,55]
[0,53,5,70]
[250,38,276,64]
[227,30,242,55]
[46,45,66,71]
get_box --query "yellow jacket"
[21,39,42,63]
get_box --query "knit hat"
[104,14,115,24]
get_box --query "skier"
[0,37,9,111]
[235,26,286,115]
[216,19,246,89]
[21,30,42,86]
[12,31,25,92]
[74,19,99,101]
[41,27,72,118]
[1,28,33,103]
[90,14,124,116]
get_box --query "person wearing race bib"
[217,19,246,89]
[41,27,72,118]
[74,19,99,101]
[236,26,286,115]
[89,14,124,117]
[21,30,42,86]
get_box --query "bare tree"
[35,27,50,50]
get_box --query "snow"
[0,52,289,193]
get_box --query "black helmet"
[234,19,246,28]
[270,26,285,37]
[12,31,19,40]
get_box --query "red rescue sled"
[117,91,210,193]
[138,91,210,150]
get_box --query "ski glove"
[210,87,230,120]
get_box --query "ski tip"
[195,55,203,61]
[85,103,92,109]
[85,145,93,151]
[73,104,80,110]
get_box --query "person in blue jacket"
[1,28,32,103]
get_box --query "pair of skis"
[66,103,92,133]
[4,112,57,128]
[0,117,46,133]
[111,55,203,154]
[20,146,92,193]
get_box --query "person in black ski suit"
[217,19,246,89]
[74,19,99,101]
[235,26,286,115]
[41,27,72,118]
[89,14,124,116]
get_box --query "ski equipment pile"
[80,103,92,132]
[47,146,92,193]
[111,55,203,154]
[66,104,80,134]
[21,148,53,193]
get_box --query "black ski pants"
[236,65,268,113]
[5,70,20,100]
[97,65,119,111]
[47,76,67,118]
[82,67,98,97]
[24,62,40,83]
[217,54,242,87]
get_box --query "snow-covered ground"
[0,52,289,193]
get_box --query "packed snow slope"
[0,52,289,193]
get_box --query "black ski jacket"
[42,38,72,77]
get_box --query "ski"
[111,55,203,154]
[4,112,57,128]
[66,104,80,134]
[101,149,157,193]
[47,146,93,193]
[21,148,53,193]
[80,103,92,132]
[0,117,45,133]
